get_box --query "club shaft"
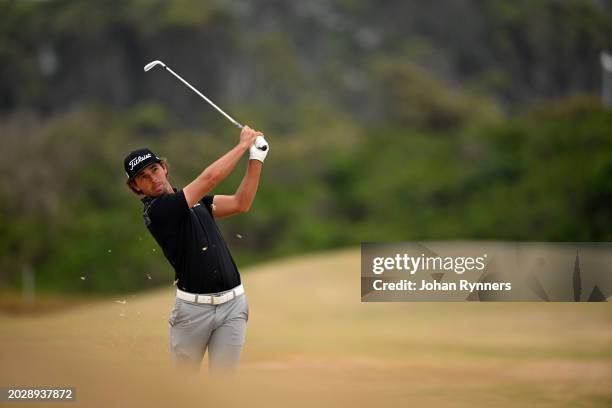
[164,65,243,129]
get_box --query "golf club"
[144,60,267,151]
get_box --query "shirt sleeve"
[147,190,189,225]
[202,195,215,217]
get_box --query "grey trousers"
[168,291,249,375]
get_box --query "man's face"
[131,163,170,196]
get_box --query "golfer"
[123,126,269,374]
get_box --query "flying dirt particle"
[107,249,112,253]
[152,248,156,252]
[80,276,86,280]
[173,279,179,286]
[202,246,208,251]
[146,274,152,280]
[115,300,127,305]
[236,234,243,239]
[119,313,125,317]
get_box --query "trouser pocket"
[168,299,198,328]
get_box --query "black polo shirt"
[141,188,241,294]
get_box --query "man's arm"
[183,126,260,208]
[213,160,263,219]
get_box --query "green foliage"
[369,58,501,131]
[1,1,611,294]
[2,94,611,294]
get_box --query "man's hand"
[239,126,262,149]
[249,135,269,163]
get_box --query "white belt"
[176,284,244,305]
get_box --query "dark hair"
[126,159,170,195]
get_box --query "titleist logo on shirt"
[129,153,152,170]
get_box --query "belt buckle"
[216,293,232,305]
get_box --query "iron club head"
[144,60,166,72]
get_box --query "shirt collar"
[141,186,177,205]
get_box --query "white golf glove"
[249,135,269,163]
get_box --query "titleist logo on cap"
[129,153,152,170]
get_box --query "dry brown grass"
[1,248,611,407]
